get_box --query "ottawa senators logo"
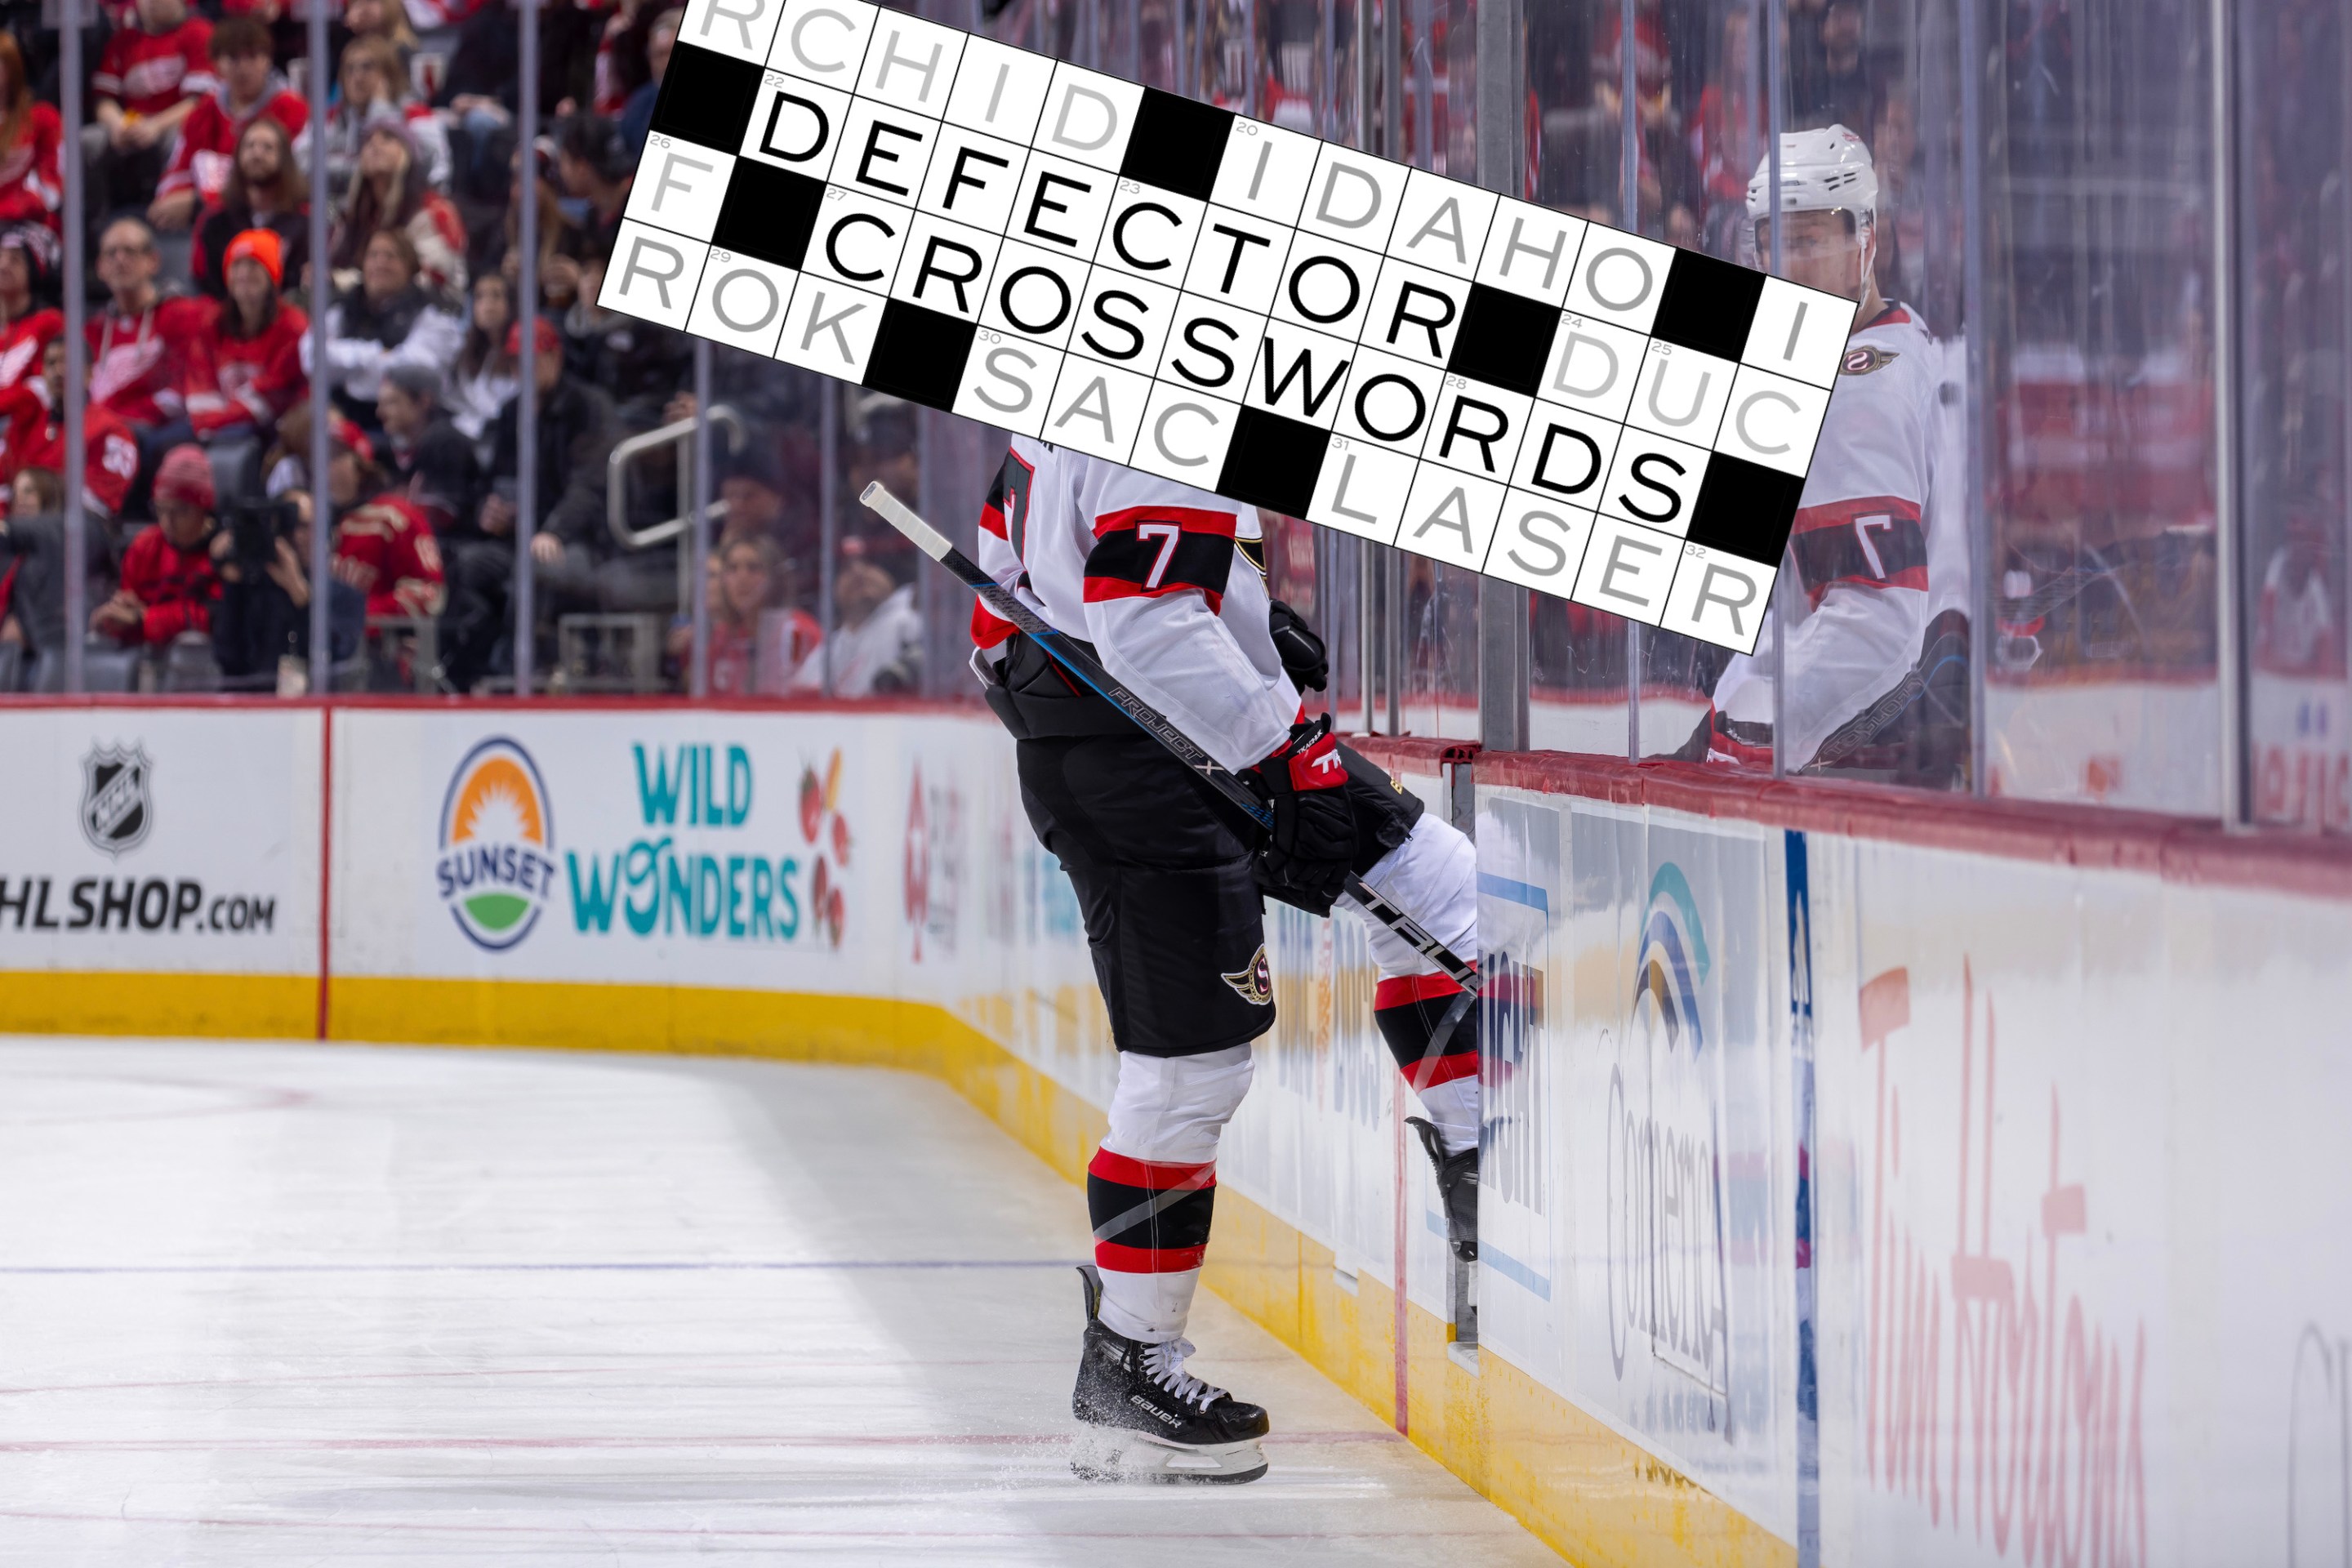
[1842,344,1900,376]
[1221,944,1273,1007]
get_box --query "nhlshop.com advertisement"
[329,707,1015,1000]
[0,707,320,977]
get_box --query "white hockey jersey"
[971,438,1300,772]
[1713,302,1949,766]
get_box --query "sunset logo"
[1631,862,1712,1057]
[435,737,559,951]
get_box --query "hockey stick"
[860,482,1481,996]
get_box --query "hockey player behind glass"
[970,440,1480,1484]
[1704,125,1970,786]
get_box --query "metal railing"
[607,403,746,552]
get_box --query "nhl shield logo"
[80,742,154,857]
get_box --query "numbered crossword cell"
[1307,439,1413,545]
[686,251,799,354]
[1040,358,1153,465]
[1659,544,1776,654]
[612,4,1860,655]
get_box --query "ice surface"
[0,1037,1560,1565]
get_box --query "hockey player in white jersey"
[970,439,1480,1484]
[1707,125,1970,784]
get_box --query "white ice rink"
[0,1037,1558,1565]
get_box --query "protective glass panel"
[2238,0,2350,834]
[1978,0,2221,812]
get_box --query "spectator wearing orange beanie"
[185,227,309,444]
[95,444,219,645]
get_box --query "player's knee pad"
[1103,1044,1254,1165]
[1356,816,1478,976]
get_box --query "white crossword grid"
[599,0,1859,654]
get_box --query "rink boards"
[6,697,2352,1568]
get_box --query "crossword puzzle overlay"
[602,0,1860,654]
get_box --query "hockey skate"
[1070,1264,1270,1484]
[1407,1117,1479,1262]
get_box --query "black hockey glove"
[1245,713,1356,911]
[1267,598,1329,693]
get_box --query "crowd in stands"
[0,0,924,697]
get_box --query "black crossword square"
[1650,250,1766,362]
[862,301,976,412]
[1683,452,1807,564]
[1445,283,1558,398]
[1118,89,1236,203]
[1215,408,1328,518]
[648,42,764,154]
[713,162,824,269]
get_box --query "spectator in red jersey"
[0,34,62,235]
[324,425,445,620]
[0,338,143,520]
[191,114,310,299]
[329,121,466,294]
[92,443,218,646]
[315,227,464,435]
[148,17,309,233]
[0,225,62,398]
[297,36,450,205]
[87,220,215,471]
[89,0,217,215]
[185,228,308,450]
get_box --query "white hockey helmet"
[1746,124,1879,230]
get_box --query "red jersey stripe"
[1374,970,1472,1009]
[1081,574,1226,614]
[1089,504,1238,541]
[1403,1050,1481,1091]
[1093,1240,1209,1274]
[1089,1147,1216,1192]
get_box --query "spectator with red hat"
[0,224,61,399]
[92,443,218,646]
[148,16,309,233]
[185,227,307,448]
[0,338,143,521]
[88,0,217,216]
[0,34,62,236]
[190,116,310,300]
